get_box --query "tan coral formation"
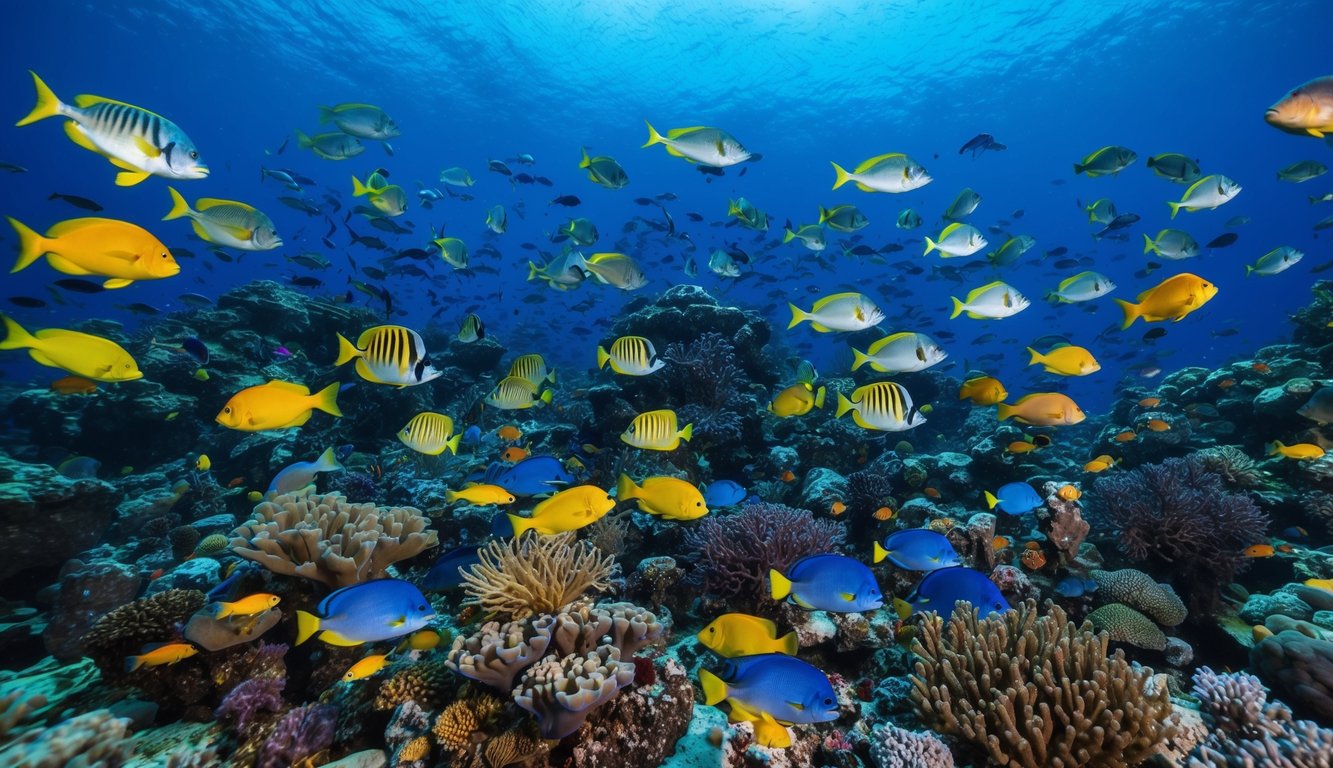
[460,532,616,620]
[910,600,1178,768]
[229,488,437,588]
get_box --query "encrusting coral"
[511,644,635,739]
[910,600,1178,768]
[229,488,437,588]
[460,532,616,620]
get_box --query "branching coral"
[684,502,845,608]
[910,600,1178,768]
[1187,666,1333,767]
[663,332,749,444]
[1092,456,1268,612]
[460,532,616,620]
[229,488,437,588]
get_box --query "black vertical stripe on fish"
[151,113,162,148]
[112,104,131,136]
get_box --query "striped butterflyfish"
[16,71,207,187]
[334,325,442,387]
[621,409,694,451]
[596,335,664,376]
[398,412,461,455]
[834,382,925,432]
[457,313,484,343]
[507,354,555,386]
[484,376,552,410]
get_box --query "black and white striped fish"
[334,325,442,387]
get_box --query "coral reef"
[1249,620,1333,722]
[460,533,617,620]
[0,456,118,582]
[1187,666,1333,767]
[869,723,955,768]
[0,709,133,767]
[512,644,635,739]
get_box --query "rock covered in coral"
[0,455,118,582]
[512,644,635,739]
[1187,665,1333,766]
[42,559,141,661]
[568,656,695,768]
[0,708,133,767]
[1249,620,1333,722]
[446,615,555,690]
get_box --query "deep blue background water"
[2,0,1332,415]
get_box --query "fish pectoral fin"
[62,121,102,153]
[390,616,406,628]
[116,170,151,187]
[102,278,133,289]
[107,156,145,172]
[218,223,256,241]
[786,701,805,711]
[133,136,163,158]
[840,592,855,601]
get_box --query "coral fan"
[229,488,437,588]
[1093,456,1268,612]
[459,532,616,620]
[911,600,1178,767]
[683,502,845,608]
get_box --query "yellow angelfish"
[1114,273,1218,329]
[1268,441,1325,460]
[1,315,141,381]
[8,216,179,288]
[342,654,390,682]
[1026,345,1101,377]
[209,593,280,619]
[507,485,615,536]
[444,485,516,506]
[215,380,342,431]
[616,475,709,521]
[697,613,798,658]
[125,642,198,672]
[769,383,826,417]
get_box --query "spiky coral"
[1093,456,1268,612]
[911,600,1178,768]
[683,502,845,608]
[460,532,616,620]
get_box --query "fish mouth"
[121,371,144,381]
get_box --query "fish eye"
[223,407,232,414]
[417,604,427,611]
[823,697,834,705]
[706,627,715,634]
[189,150,199,160]
[161,252,168,259]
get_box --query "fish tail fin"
[727,200,740,217]
[351,175,371,197]
[314,382,342,418]
[817,206,830,224]
[295,130,314,149]
[923,237,937,256]
[779,631,798,656]
[1073,162,1085,175]
[984,490,999,509]
[949,296,966,319]
[445,434,461,456]
[124,655,144,673]
[850,348,870,371]
[539,389,553,406]
[699,668,728,706]
[317,105,335,124]
[1025,347,1042,367]
[596,345,611,369]
[316,446,343,472]
[1245,264,1255,277]
[1267,440,1284,456]
[7,217,46,273]
[996,402,1015,421]
[678,422,693,442]
[830,161,852,190]
[769,568,792,600]
[813,386,826,409]
[506,513,532,537]
[835,391,854,419]
[0,315,37,350]
[787,303,808,329]
[1114,298,1139,329]
[616,473,640,501]
[873,541,889,564]
[526,261,542,281]
[578,147,591,169]
[16,71,62,127]
[163,186,192,221]
[1142,233,1156,255]
[781,226,795,244]
[295,611,320,645]
[334,333,360,366]
[641,120,664,148]
[1167,200,1182,219]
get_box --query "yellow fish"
[1268,440,1325,460]
[210,593,280,619]
[1305,578,1333,592]
[507,485,615,536]
[597,335,665,376]
[216,380,342,431]
[125,642,198,672]
[1114,273,1217,329]
[397,412,462,456]
[342,654,390,682]
[335,326,443,387]
[769,383,826,417]
[8,216,179,288]
[484,376,553,410]
[508,353,556,386]
[1026,345,1101,376]
[396,629,443,652]
[835,382,925,432]
[444,484,516,506]
[997,393,1086,426]
[195,454,211,471]
[0,315,141,381]
[697,613,798,658]
[621,409,693,451]
[617,475,709,521]
[958,376,1007,406]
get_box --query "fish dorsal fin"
[74,94,163,119]
[197,198,256,213]
[666,126,706,138]
[264,380,311,394]
[854,153,904,173]
[810,292,861,311]
[1057,273,1082,291]
[1135,286,1157,302]
[967,281,1002,302]
[939,222,962,238]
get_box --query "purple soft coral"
[215,677,285,730]
[258,703,337,768]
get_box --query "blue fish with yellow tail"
[984,482,1044,516]
[472,455,574,496]
[699,654,838,725]
[873,529,961,571]
[769,553,882,612]
[296,579,435,646]
[907,566,1008,620]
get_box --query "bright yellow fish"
[1114,273,1217,329]
[125,642,198,672]
[0,315,141,381]
[997,393,1086,426]
[617,475,709,521]
[210,593,280,619]
[444,484,516,506]
[621,409,693,451]
[697,613,798,658]
[9,216,179,288]
[769,383,826,417]
[342,654,390,681]
[507,485,615,536]
[216,380,342,431]
[1268,440,1325,460]
[1026,345,1101,377]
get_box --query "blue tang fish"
[984,482,1044,516]
[461,425,483,445]
[699,654,838,725]
[908,567,1008,621]
[1053,575,1099,598]
[770,554,883,612]
[296,579,435,646]
[872,529,961,571]
[474,455,574,496]
[422,545,481,592]
[267,446,343,495]
[702,480,747,507]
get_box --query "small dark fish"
[211,248,234,263]
[1205,232,1238,248]
[1046,247,1068,258]
[278,196,321,214]
[522,293,546,304]
[1053,258,1079,269]
[514,173,536,184]
[178,293,213,308]
[363,266,387,280]
[633,198,654,206]
[290,276,323,288]
[48,192,103,211]
[181,337,209,365]
[1310,259,1333,274]
[7,296,46,308]
[1094,213,1140,239]
[117,302,160,315]
[1142,328,1167,341]
[0,162,28,173]
[550,195,581,207]
[1211,328,1239,337]
[696,166,724,177]
[655,193,678,201]
[488,159,512,176]
[687,212,704,222]
[1012,209,1024,219]
[535,176,553,186]
[54,278,104,294]
[959,133,1003,157]
[396,248,431,262]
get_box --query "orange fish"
[1020,548,1046,570]
[227,476,246,488]
[1084,454,1117,473]
[829,500,847,516]
[1276,544,1294,554]
[1217,379,1235,389]
[1251,363,1270,374]
[149,568,165,580]
[872,506,896,521]
[1144,419,1171,432]
[992,536,1011,549]
[1057,485,1081,501]
[780,470,796,483]
[1007,441,1037,454]
[1137,397,1160,407]
[497,425,522,441]
[501,446,529,462]
[1114,430,1137,442]
[1244,544,1275,558]
[51,375,98,395]
[923,487,941,499]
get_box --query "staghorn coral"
[1187,666,1333,767]
[229,488,437,588]
[0,690,47,738]
[683,502,845,608]
[1093,456,1268,612]
[869,723,955,768]
[460,532,616,620]
[1197,445,1270,489]
[1087,603,1167,651]
[1090,568,1187,626]
[911,600,1178,768]
[258,703,336,768]
[0,709,133,767]
[446,616,555,691]
[512,644,635,739]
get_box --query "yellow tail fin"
[7,217,46,273]
[351,175,371,197]
[1142,233,1156,255]
[830,161,852,190]
[850,348,870,371]
[1167,200,1182,219]
[334,333,360,366]
[616,473,640,501]
[1114,298,1140,330]
[678,423,693,443]
[1025,347,1042,367]
[949,296,966,320]
[16,71,61,127]
[699,668,728,706]
[295,610,321,645]
[984,490,999,509]
[770,568,792,600]
[163,187,192,221]
[596,346,610,369]
[578,147,591,169]
[295,130,313,149]
[923,237,938,256]
[539,389,553,405]
[787,303,808,329]
[314,382,342,418]
[0,315,38,350]
[642,120,665,148]
[996,403,1014,421]
[507,513,533,537]
[835,391,854,419]
[779,631,798,656]
[873,540,889,564]
[446,434,462,456]
[317,105,335,124]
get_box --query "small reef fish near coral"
[3,3,1333,767]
